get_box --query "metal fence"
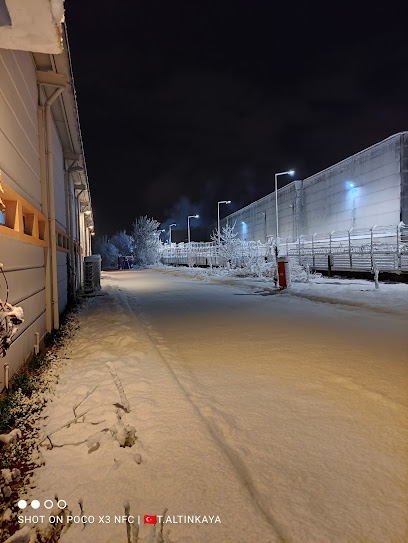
[160,241,272,268]
[278,224,408,273]
[160,224,408,273]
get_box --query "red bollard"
[277,257,289,288]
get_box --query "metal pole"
[275,173,279,241]
[217,201,230,244]
[217,202,220,245]
[274,171,294,253]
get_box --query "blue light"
[351,188,358,197]
[347,182,354,189]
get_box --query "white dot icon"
[18,500,27,509]
[31,500,41,509]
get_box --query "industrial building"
[222,132,408,244]
[0,1,93,389]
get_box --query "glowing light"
[288,170,295,176]
[347,182,354,188]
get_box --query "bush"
[11,373,35,397]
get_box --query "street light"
[187,215,199,245]
[274,170,295,244]
[169,223,176,244]
[217,200,231,244]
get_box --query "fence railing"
[160,224,408,273]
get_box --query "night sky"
[65,1,408,238]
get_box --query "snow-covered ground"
[158,264,408,316]
[11,269,408,542]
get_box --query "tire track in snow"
[113,284,290,543]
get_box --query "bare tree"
[211,222,240,268]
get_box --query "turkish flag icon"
[144,515,157,524]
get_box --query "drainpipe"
[45,87,64,330]
[75,187,85,285]
[66,164,83,297]
[64,167,72,296]
[37,104,52,332]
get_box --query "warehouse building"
[222,132,408,244]
[0,1,93,389]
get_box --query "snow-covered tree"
[94,236,119,269]
[132,216,161,266]
[211,222,240,268]
[111,230,133,256]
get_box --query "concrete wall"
[400,133,408,225]
[222,133,407,242]
[302,133,404,235]
[224,182,298,242]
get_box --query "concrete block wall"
[222,133,407,242]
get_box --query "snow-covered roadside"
[10,285,278,543]
[0,315,80,543]
[5,268,407,543]
[157,265,408,316]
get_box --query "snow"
[15,269,408,542]
[0,429,22,446]
[158,264,408,316]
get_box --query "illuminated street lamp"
[217,200,231,244]
[275,170,295,244]
[187,215,199,245]
[169,223,176,243]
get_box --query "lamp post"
[274,170,295,245]
[157,229,165,243]
[217,200,231,244]
[262,212,267,243]
[187,215,199,245]
[169,223,176,244]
